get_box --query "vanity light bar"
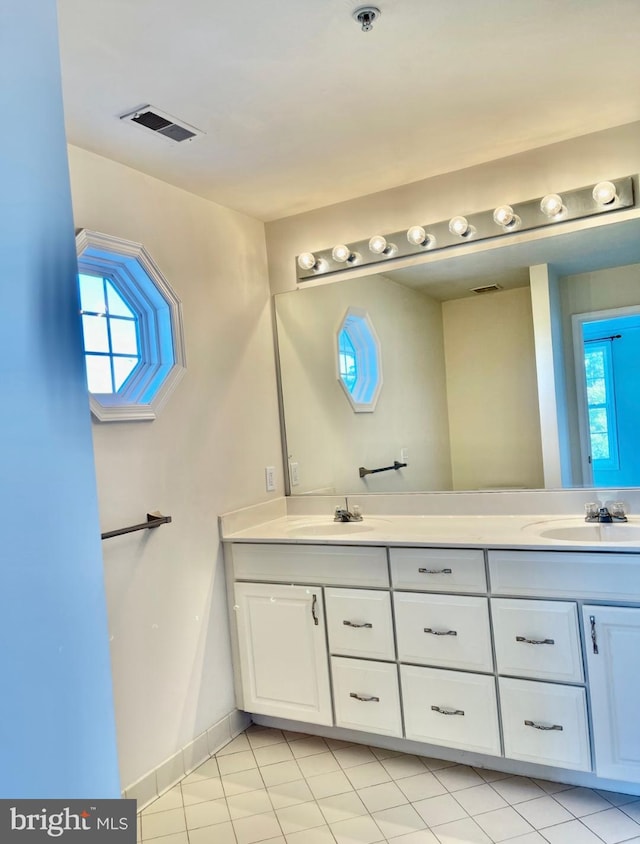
[295,176,635,281]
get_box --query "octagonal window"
[76,229,186,422]
[336,307,382,412]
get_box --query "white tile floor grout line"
[138,725,640,844]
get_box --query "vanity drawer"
[499,677,591,771]
[230,543,389,587]
[401,664,500,756]
[332,657,402,737]
[492,599,583,683]
[394,592,493,672]
[390,547,486,593]
[488,550,640,601]
[325,588,395,660]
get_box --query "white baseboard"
[123,709,252,810]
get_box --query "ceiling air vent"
[470,283,503,294]
[120,105,203,143]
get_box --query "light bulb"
[332,244,351,263]
[493,205,519,229]
[368,235,396,257]
[448,216,471,237]
[407,226,435,248]
[369,235,388,254]
[592,181,617,206]
[540,194,564,218]
[297,252,317,271]
[407,226,425,246]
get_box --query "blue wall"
[0,2,120,797]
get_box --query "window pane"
[338,330,357,393]
[79,274,106,314]
[109,317,139,355]
[589,407,608,433]
[85,355,113,393]
[586,377,606,405]
[82,314,109,352]
[584,348,605,380]
[106,280,135,318]
[590,432,610,461]
[113,356,139,391]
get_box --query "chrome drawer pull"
[524,720,563,731]
[418,567,452,575]
[343,620,373,628]
[516,636,555,645]
[424,627,457,636]
[350,693,380,702]
[431,705,464,716]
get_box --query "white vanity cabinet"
[583,606,640,782]
[225,538,640,792]
[233,581,333,725]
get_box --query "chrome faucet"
[334,506,363,523]
[585,502,628,523]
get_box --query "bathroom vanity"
[220,507,640,794]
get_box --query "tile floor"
[139,725,640,844]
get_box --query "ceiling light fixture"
[493,205,521,231]
[540,193,565,219]
[592,181,618,206]
[353,6,381,32]
[407,226,436,248]
[294,176,635,282]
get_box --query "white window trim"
[76,229,186,422]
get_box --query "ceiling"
[57,0,640,222]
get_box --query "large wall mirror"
[275,214,640,495]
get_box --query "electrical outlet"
[265,466,276,492]
[400,447,409,464]
[289,460,300,486]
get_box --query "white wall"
[442,287,543,490]
[276,274,451,493]
[68,146,283,789]
[265,121,640,295]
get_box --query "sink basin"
[526,518,640,543]
[287,518,390,538]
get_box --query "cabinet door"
[583,606,640,782]
[234,582,332,725]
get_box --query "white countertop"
[220,513,640,552]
